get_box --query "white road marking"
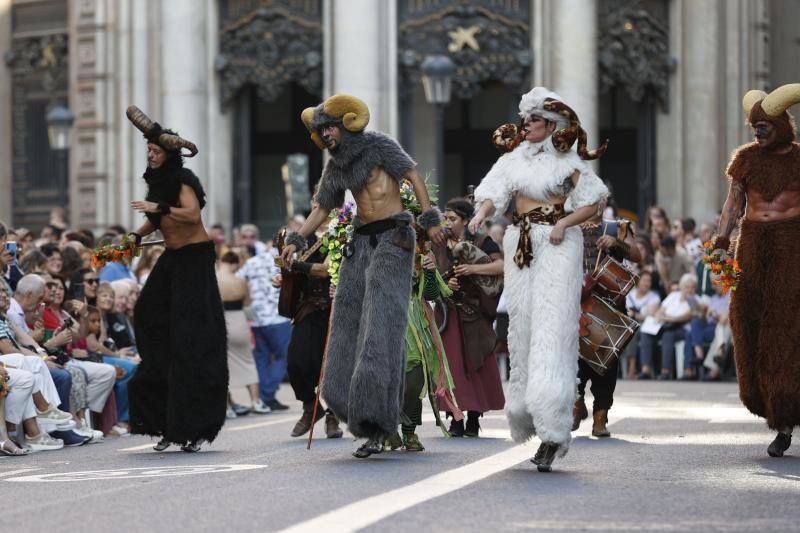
[6,464,267,482]
[276,443,534,533]
[118,443,158,452]
[0,468,41,478]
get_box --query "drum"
[579,293,638,375]
[591,256,639,308]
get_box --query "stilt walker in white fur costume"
[469,88,609,472]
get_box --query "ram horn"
[760,83,800,117]
[742,90,767,116]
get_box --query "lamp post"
[420,55,456,186]
[46,103,74,220]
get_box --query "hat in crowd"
[126,105,198,157]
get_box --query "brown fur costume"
[727,143,800,430]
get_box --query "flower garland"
[91,235,138,270]
[399,178,438,215]
[320,202,355,285]
[701,241,741,294]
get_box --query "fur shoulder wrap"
[725,142,760,184]
[474,139,608,214]
[417,207,442,230]
[313,131,417,211]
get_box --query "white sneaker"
[26,433,64,451]
[225,407,238,419]
[109,424,130,437]
[251,400,272,415]
[36,405,72,423]
[74,427,104,443]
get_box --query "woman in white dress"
[469,87,610,471]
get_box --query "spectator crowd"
[0,201,734,456]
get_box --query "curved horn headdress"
[543,99,609,161]
[300,94,370,150]
[126,105,198,157]
[760,83,800,117]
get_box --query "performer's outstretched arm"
[715,179,746,250]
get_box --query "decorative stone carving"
[598,0,673,106]
[398,0,531,100]
[216,1,322,107]
[5,34,69,94]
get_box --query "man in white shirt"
[237,247,291,412]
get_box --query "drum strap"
[511,203,566,268]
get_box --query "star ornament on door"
[448,26,481,53]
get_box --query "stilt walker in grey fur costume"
[281,94,444,458]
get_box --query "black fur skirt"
[130,241,228,444]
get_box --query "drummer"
[574,200,642,437]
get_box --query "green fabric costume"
[401,261,459,437]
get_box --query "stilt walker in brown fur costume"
[714,84,800,458]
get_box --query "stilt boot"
[572,396,588,431]
[531,442,560,472]
[591,409,611,438]
[153,438,170,452]
[465,411,481,437]
[384,432,403,450]
[448,416,465,437]
[767,432,792,457]
[353,433,384,459]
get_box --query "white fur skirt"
[503,222,583,455]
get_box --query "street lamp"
[46,103,74,225]
[46,103,75,150]
[421,55,456,185]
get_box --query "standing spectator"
[133,245,164,285]
[239,224,267,256]
[217,251,264,417]
[638,274,698,379]
[237,246,290,412]
[682,218,702,260]
[654,236,693,296]
[19,250,47,276]
[644,206,670,234]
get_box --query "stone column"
[546,0,599,148]
[682,0,724,224]
[329,0,398,137]
[0,0,12,224]
[160,0,209,188]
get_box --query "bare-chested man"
[124,106,228,453]
[281,94,443,458]
[714,84,800,458]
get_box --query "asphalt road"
[3,380,798,533]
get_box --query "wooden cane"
[307,298,336,450]
[593,224,608,274]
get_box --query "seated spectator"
[654,236,693,297]
[638,274,698,380]
[681,281,730,380]
[44,276,114,441]
[40,243,63,277]
[621,271,661,379]
[1,365,63,452]
[108,280,136,349]
[19,249,47,276]
[91,282,138,434]
[1,221,25,292]
[239,223,267,256]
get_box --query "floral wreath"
[701,241,741,294]
[92,235,139,270]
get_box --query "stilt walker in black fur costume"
[124,106,228,453]
[280,94,444,458]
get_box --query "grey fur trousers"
[322,211,415,439]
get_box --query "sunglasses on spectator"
[84,278,100,285]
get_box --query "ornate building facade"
[1,0,799,234]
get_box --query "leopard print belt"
[511,203,566,268]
